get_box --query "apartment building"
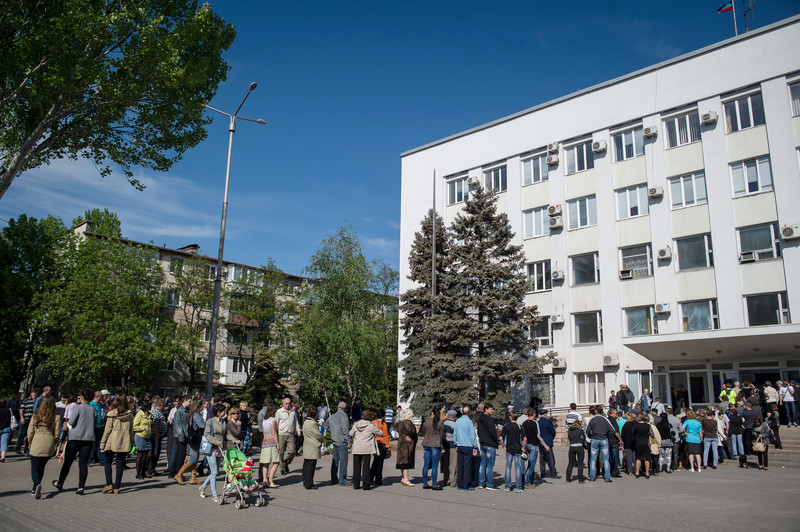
[73,221,302,397]
[399,15,800,410]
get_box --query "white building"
[399,15,800,410]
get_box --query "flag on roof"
[717,2,733,15]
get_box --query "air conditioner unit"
[552,270,564,281]
[655,303,670,314]
[467,176,478,186]
[546,154,559,165]
[548,204,562,216]
[657,246,672,260]
[547,142,559,154]
[550,314,564,324]
[592,140,607,153]
[701,111,718,125]
[619,269,634,279]
[781,224,800,240]
[738,251,756,263]
[549,216,563,229]
[602,354,619,366]
[643,125,658,138]
[648,186,664,198]
[551,357,567,369]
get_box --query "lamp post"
[204,82,266,400]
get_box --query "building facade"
[399,16,800,410]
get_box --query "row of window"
[529,292,790,347]
[524,222,781,290]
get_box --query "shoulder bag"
[752,435,765,453]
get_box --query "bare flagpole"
[732,1,739,36]
[431,170,437,301]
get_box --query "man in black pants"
[606,408,623,477]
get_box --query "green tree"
[38,233,170,393]
[0,0,236,200]
[399,210,472,415]
[448,185,550,405]
[0,214,66,395]
[166,255,215,393]
[369,259,400,409]
[71,208,122,238]
[285,226,393,409]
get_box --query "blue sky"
[2,1,798,276]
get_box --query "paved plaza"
[1,446,798,531]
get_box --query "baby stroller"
[221,446,264,509]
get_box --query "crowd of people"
[0,378,796,499]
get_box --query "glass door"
[689,372,709,407]
[669,372,688,410]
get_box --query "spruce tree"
[448,184,548,405]
[399,210,472,416]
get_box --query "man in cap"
[324,401,352,486]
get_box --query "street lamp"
[203,82,266,400]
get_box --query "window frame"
[616,184,650,220]
[745,292,790,327]
[526,260,552,293]
[680,300,720,331]
[523,206,549,239]
[723,92,765,133]
[522,153,549,186]
[447,175,470,205]
[620,244,653,279]
[567,195,597,230]
[675,234,714,271]
[669,171,707,209]
[576,372,606,405]
[664,111,701,149]
[730,156,772,197]
[169,257,184,274]
[530,317,553,348]
[737,223,781,260]
[574,311,603,345]
[612,126,645,162]
[624,306,658,336]
[565,141,595,175]
[790,81,800,118]
[483,165,507,193]
[166,289,180,307]
[570,252,600,286]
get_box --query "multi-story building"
[73,221,302,397]
[399,15,800,410]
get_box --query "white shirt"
[780,385,795,403]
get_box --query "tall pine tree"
[448,184,549,404]
[399,210,472,415]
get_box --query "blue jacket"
[453,416,477,449]
[538,417,556,447]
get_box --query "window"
[530,375,555,404]
[738,223,781,260]
[208,265,217,280]
[576,373,606,404]
[231,357,251,374]
[616,184,649,220]
[664,112,701,148]
[746,292,790,326]
[226,329,249,344]
[522,154,548,185]
[612,127,645,161]
[203,327,211,343]
[166,290,180,306]
[523,206,549,238]
[625,307,657,336]
[681,300,719,331]
[723,92,765,133]
[676,234,713,270]
[730,157,772,196]
[567,195,597,229]
[162,359,175,372]
[526,260,551,292]
[571,252,600,285]
[448,176,470,205]
[620,244,652,278]
[169,257,184,274]
[669,171,707,208]
[483,166,507,193]
[565,141,594,175]
[791,82,800,117]
[574,312,602,344]
[530,317,552,347]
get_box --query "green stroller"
[221,447,264,508]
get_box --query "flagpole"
[431,170,437,302]
[732,1,738,36]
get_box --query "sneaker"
[477,485,485,489]
[515,489,524,493]
[34,484,41,500]
[689,468,695,472]
[504,487,512,492]
[485,485,499,491]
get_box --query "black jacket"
[477,413,499,448]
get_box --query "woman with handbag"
[259,405,280,489]
[752,417,770,470]
[682,410,703,472]
[27,396,60,499]
[656,413,673,473]
[200,403,227,503]
[0,397,14,463]
[132,399,153,479]
[370,408,391,486]
[181,400,205,485]
[99,395,134,494]
[565,419,586,483]
[395,409,418,487]
[349,410,383,490]
[301,406,324,489]
[620,413,636,475]
[420,406,445,490]
[633,413,654,478]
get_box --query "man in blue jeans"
[586,412,615,482]
[521,408,547,486]
[477,403,499,490]
[323,402,352,486]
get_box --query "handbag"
[199,438,212,455]
[10,409,18,431]
[752,436,765,453]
